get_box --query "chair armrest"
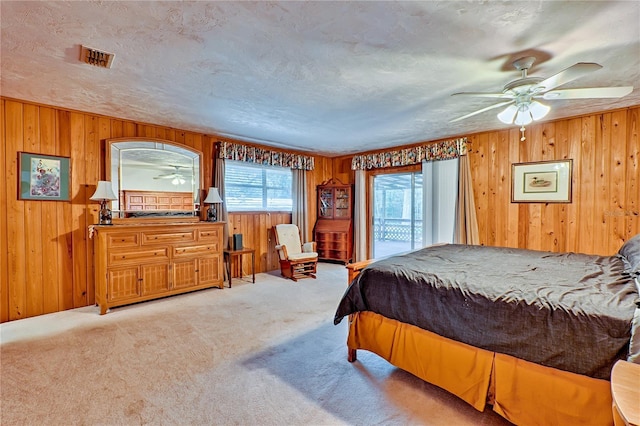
[275,244,289,261]
[302,242,316,253]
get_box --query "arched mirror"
[106,138,203,218]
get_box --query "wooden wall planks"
[0,98,331,322]
[1,97,639,322]
[466,108,639,254]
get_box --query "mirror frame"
[105,137,205,223]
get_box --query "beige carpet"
[1,263,510,426]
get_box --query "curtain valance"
[351,137,468,170]
[217,141,314,171]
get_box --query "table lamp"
[203,187,223,222]
[90,181,118,225]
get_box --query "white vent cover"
[80,45,114,68]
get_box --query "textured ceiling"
[2,1,639,156]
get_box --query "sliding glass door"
[371,159,458,259]
[372,172,422,258]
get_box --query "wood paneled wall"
[2,97,637,322]
[331,106,639,257]
[0,98,332,322]
[468,107,638,255]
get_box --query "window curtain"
[422,158,459,246]
[454,154,479,245]
[214,157,230,250]
[353,169,367,262]
[292,169,309,242]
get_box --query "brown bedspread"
[334,244,638,380]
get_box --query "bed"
[334,236,640,425]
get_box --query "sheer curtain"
[214,157,230,249]
[422,158,459,246]
[454,154,479,244]
[353,169,367,262]
[292,169,309,242]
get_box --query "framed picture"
[18,152,71,201]
[511,159,572,203]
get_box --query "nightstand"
[611,360,640,426]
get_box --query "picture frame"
[18,152,71,201]
[511,159,572,203]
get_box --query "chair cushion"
[289,252,318,261]
[275,224,302,255]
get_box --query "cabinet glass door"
[319,189,334,218]
[334,188,350,218]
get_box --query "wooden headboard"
[121,190,194,211]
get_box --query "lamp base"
[206,205,217,222]
[98,202,113,225]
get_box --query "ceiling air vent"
[80,45,115,69]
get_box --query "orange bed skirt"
[348,311,613,426]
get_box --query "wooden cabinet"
[314,179,353,263]
[92,222,224,314]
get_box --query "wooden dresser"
[92,221,224,314]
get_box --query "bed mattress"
[334,244,638,380]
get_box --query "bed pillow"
[619,234,640,274]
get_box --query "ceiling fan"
[154,166,186,184]
[450,56,633,139]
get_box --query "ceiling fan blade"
[534,62,602,92]
[451,92,514,99]
[541,86,633,100]
[449,100,514,123]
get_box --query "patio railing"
[373,218,422,242]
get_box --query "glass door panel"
[334,188,350,218]
[319,188,334,218]
[372,172,422,259]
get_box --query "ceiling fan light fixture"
[529,100,550,121]
[497,104,519,124]
[514,108,533,126]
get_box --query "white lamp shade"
[203,187,223,204]
[514,108,533,126]
[529,101,550,121]
[90,181,117,201]
[497,104,518,124]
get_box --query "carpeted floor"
[0,263,511,426]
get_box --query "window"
[224,161,292,211]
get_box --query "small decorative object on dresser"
[91,221,224,314]
[313,178,353,263]
[203,187,223,222]
[90,181,118,225]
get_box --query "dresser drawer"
[141,230,196,245]
[198,228,221,241]
[109,247,169,265]
[107,232,140,248]
[173,243,218,257]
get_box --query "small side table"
[223,247,255,288]
[611,360,640,426]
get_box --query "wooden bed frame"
[345,260,615,426]
[121,190,194,211]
